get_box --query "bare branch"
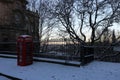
[80,12,86,41]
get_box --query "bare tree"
[50,0,120,46]
[112,30,116,43]
[76,0,120,45]
[27,0,120,46]
[27,0,36,12]
[108,0,120,23]
[27,0,57,51]
[52,0,85,44]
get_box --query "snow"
[0,58,120,80]
[0,76,10,80]
[0,54,17,57]
[19,35,31,38]
[34,57,81,65]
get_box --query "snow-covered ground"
[0,76,10,80]
[0,58,120,80]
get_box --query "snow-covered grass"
[0,58,120,80]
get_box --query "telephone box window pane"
[26,42,32,62]
[18,42,22,62]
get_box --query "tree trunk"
[91,28,95,46]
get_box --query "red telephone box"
[17,35,33,66]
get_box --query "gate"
[80,46,94,65]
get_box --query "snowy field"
[0,58,120,80]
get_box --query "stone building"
[0,0,39,52]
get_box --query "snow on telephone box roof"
[19,35,32,38]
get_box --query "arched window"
[14,12,22,24]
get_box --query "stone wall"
[0,2,13,25]
[0,0,40,52]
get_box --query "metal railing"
[1,40,120,63]
[0,41,40,53]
